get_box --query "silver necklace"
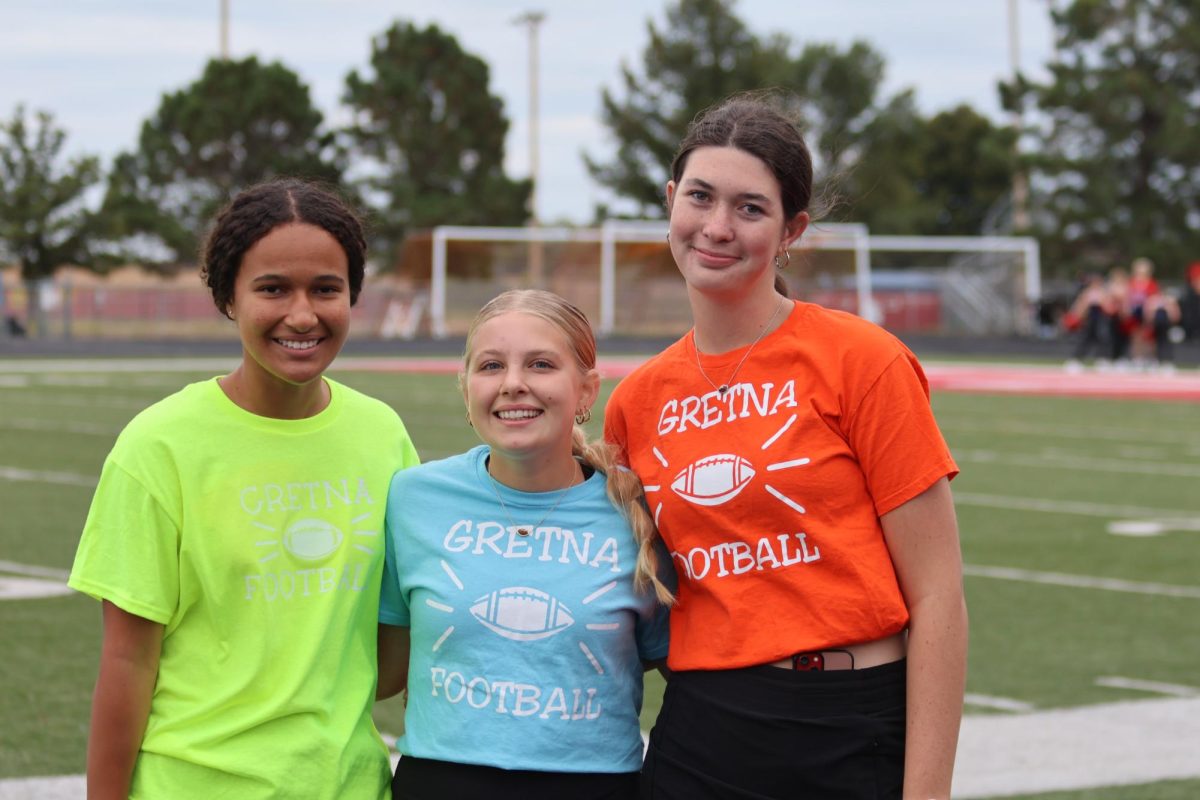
[485,460,580,537]
[693,296,789,396]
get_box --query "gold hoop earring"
[774,250,792,269]
[575,408,592,425]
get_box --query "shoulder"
[328,379,403,422]
[114,379,217,445]
[391,447,481,494]
[788,301,915,373]
[608,334,691,404]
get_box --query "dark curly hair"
[200,178,367,318]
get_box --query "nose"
[285,293,318,331]
[701,206,734,242]
[500,365,528,396]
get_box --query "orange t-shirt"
[604,301,958,671]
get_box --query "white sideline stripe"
[1,418,119,436]
[954,491,1198,520]
[954,696,1200,797]
[957,448,1200,478]
[964,564,1200,599]
[963,693,1035,713]
[0,358,239,373]
[0,561,71,580]
[1096,676,1200,698]
[0,466,97,488]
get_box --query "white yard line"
[957,448,1200,478]
[954,491,1198,520]
[964,564,1200,599]
[0,466,97,488]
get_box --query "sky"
[2,0,1056,224]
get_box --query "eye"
[477,360,503,372]
[687,189,711,203]
[256,284,285,296]
[741,203,765,217]
[314,284,343,295]
[530,358,555,370]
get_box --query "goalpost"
[425,223,1039,339]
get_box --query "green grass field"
[2,360,1198,799]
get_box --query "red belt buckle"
[791,652,824,671]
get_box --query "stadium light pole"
[1008,0,1030,232]
[219,0,230,59]
[514,10,546,286]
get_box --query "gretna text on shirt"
[239,477,376,515]
[443,520,621,573]
[239,475,379,603]
[657,379,798,435]
[429,667,603,721]
[671,532,821,581]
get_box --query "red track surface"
[338,358,1200,402]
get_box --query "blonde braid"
[571,426,675,605]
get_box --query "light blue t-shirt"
[381,445,670,773]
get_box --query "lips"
[691,247,740,267]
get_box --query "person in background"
[1179,261,1200,343]
[377,289,672,800]
[1063,271,1114,371]
[69,178,420,799]
[1104,266,1133,365]
[605,92,967,800]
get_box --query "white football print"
[469,586,575,642]
[283,518,344,560]
[671,454,756,506]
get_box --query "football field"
[1,356,1198,799]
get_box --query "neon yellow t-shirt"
[70,377,419,799]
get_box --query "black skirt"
[392,755,639,800]
[641,660,907,799]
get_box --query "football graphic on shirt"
[283,518,344,560]
[670,454,756,506]
[469,586,575,641]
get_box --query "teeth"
[497,409,541,420]
[277,339,319,351]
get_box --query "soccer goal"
[421,223,1040,339]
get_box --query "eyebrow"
[682,177,774,205]
[474,349,561,360]
[249,273,346,284]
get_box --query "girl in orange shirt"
[605,92,967,800]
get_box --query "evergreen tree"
[343,21,531,261]
[101,57,342,266]
[1013,0,1200,278]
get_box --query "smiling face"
[666,145,807,300]
[226,222,351,413]
[463,311,599,480]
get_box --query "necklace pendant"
[718,385,729,395]
[517,527,531,537]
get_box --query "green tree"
[102,57,342,266]
[343,21,531,260]
[848,102,1017,235]
[0,105,100,332]
[1011,0,1200,278]
[585,0,788,217]
[586,0,937,227]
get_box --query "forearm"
[376,624,411,700]
[87,650,158,798]
[902,592,968,800]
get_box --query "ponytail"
[571,426,675,605]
